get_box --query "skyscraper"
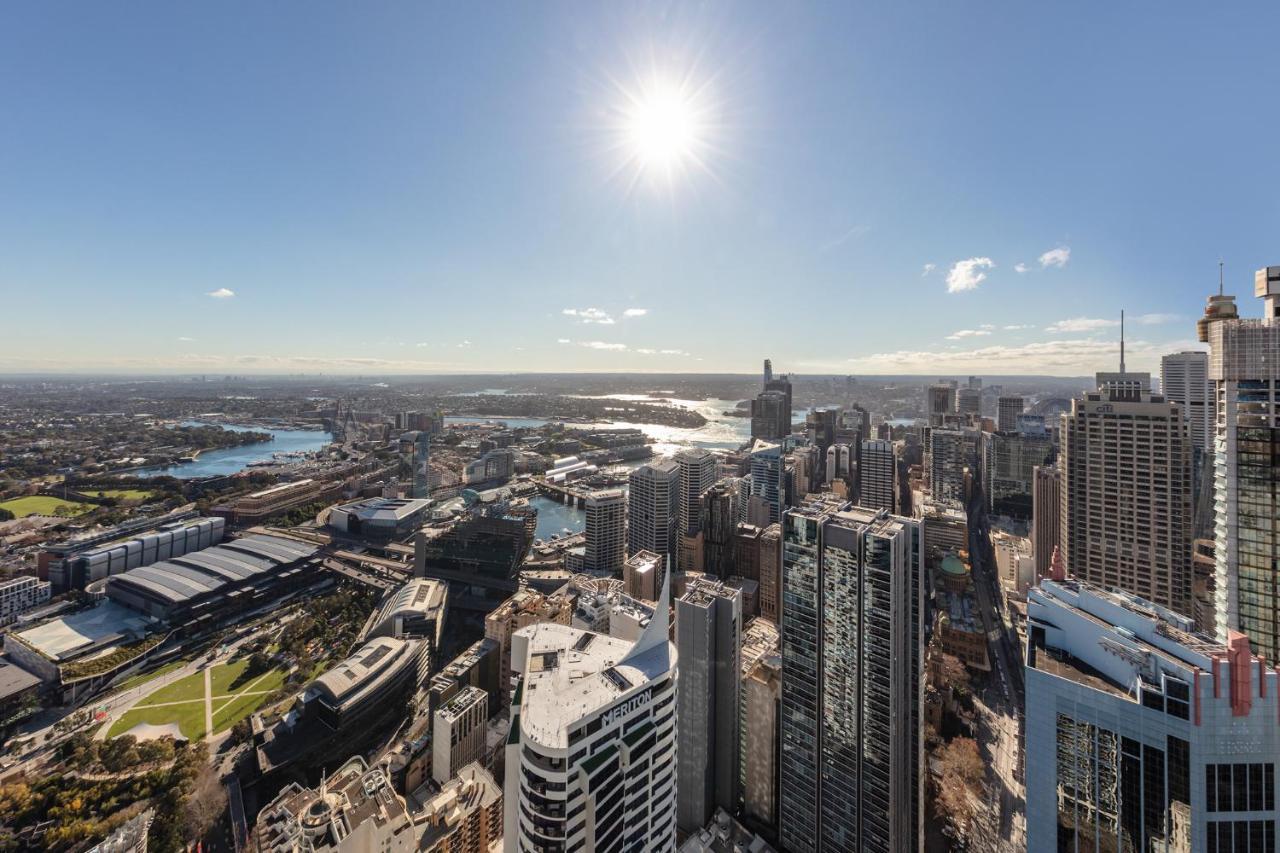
[997,395,1025,433]
[928,427,972,505]
[779,497,923,852]
[675,577,742,834]
[982,429,1054,520]
[739,618,781,840]
[1025,575,1280,852]
[504,573,678,852]
[927,384,956,427]
[628,458,679,566]
[1202,265,1280,658]
[747,439,785,526]
[584,489,626,575]
[1031,465,1061,581]
[1059,384,1194,614]
[858,438,896,512]
[752,360,794,441]
[675,448,719,537]
[412,430,431,499]
[700,479,739,579]
[1161,350,1212,455]
[956,387,981,417]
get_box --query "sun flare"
[606,67,720,192]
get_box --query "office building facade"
[1059,386,1194,614]
[584,489,627,575]
[676,577,743,834]
[997,395,1025,433]
[1026,575,1280,853]
[1202,267,1280,659]
[859,438,896,512]
[628,459,680,564]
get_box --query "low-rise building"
[368,579,448,659]
[254,757,417,851]
[418,763,503,853]
[328,497,432,544]
[307,636,428,732]
[212,478,343,525]
[0,575,51,627]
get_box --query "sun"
[624,83,701,171]
[606,68,720,192]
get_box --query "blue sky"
[2,3,1277,375]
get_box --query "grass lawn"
[109,701,208,741]
[0,495,95,518]
[115,660,186,692]
[108,660,289,741]
[91,489,156,501]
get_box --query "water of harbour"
[529,495,587,540]
[135,423,333,479]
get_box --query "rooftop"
[13,600,153,661]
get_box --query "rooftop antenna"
[1119,309,1126,375]
[1219,258,1225,296]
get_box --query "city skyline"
[3,4,1278,375]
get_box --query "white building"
[675,449,719,537]
[584,489,626,575]
[504,573,678,852]
[0,576,52,627]
[1162,350,1213,455]
[1026,574,1280,852]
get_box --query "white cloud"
[580,341,627,351]
[1014,262,1029,274]
[623,308,649,318]
[1003,324,1035,331]
[659,349,686,355]
[415,342,431,347]
[1046,316,1119,333]
[922,263,936,277]
[457,340,472,348]
[946,257,995,293]
[177,336,196,342]
[562,307,614,325]
[556,338,572,344]
[1135,312,1179,325]
[838,338,1204,376]
[206,287,235,299]
[636,348,657,354]
[1039,246,1071,268]
[946,329,992,340]
[821,224,871,251]
[980,324,995,330]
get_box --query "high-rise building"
[997,395,1025,433]
[928,427,972,505]
[956,387,981,417]
[752,360,794,440]
[927,384,956,427]
[1161,350,1212,455]
[676,449,720,537]
[408,430,432,499]
[824,443,852,484]
[747,440,785,527]
[805,409,838,462]
[732,522,783,622]
[433,685,488,785]
[504,573,678,852]
[1203,265,1280,658]
[739,618,781,840]
[1059,384,1194,614]
[982,430,1054,520]
[676,577,743,834]
[584,489,626,575]
[1025,575,1280,853]
[779,498,923,852]
[628,458,680,569]
[858,439,896,512]
[700,480,739,579]
[1031,465,1061,581]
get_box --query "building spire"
[1119,309,1126,375]
[1220,258,1225,296]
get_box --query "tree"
[933,737,986,847]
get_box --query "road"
[965,483,1027,850]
